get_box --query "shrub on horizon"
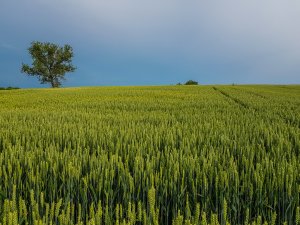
[185,80,198,85]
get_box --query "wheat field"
[0,85,299,225]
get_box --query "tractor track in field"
[212,86,300,129]
[212,86,251,110]
[230,87,268,99]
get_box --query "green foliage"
[21,41,76,88]
[184,80,198,85]
[0,87,20,90]
[0,85,299,224]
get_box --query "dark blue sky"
[1,0,300,88]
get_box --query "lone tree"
[21,41,76,88]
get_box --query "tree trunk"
[50,81,57,88]
[50,78,60,88]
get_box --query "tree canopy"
[21,41,76,88]
[185,80,198,85]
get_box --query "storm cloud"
[0,0,299,87]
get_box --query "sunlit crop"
[0,85,299,225]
